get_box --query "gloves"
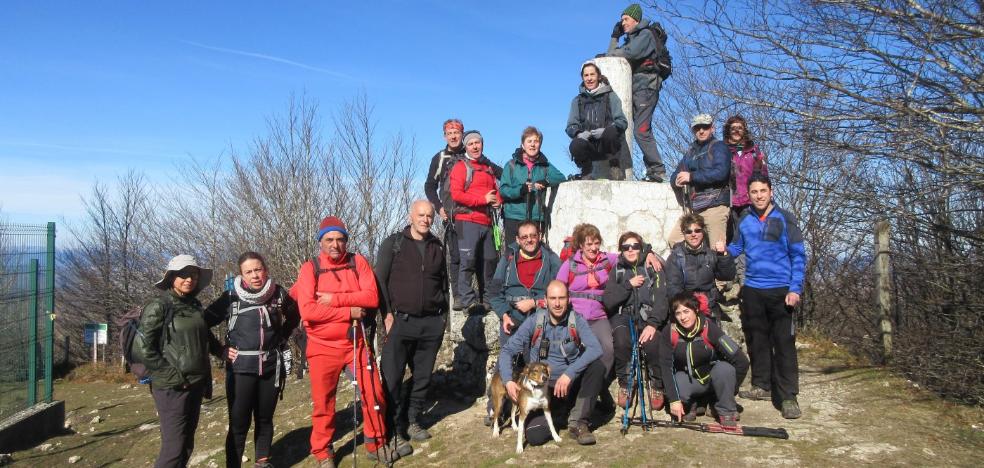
[611,21,624,38]
[576,131,591,140]
[589,128,605,139]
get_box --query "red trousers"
[307,343,387,460]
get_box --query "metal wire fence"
[0,222,55,421]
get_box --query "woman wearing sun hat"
[139,254,220,468]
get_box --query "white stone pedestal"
[546,180,683,257]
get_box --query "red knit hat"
[317,216,348,241]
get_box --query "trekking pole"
[621,314,640,435]
[351,319,360,468]
[357,319,391,464]
[647,419,790,439]
[525,175,533,222]
[631,318,649,430]
[491,209,503,251]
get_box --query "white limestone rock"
[547,180,683,257]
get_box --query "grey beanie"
[462,130,483,145]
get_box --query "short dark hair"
[517,220,540,235]
[679,213,706,234]
[520,126,543,145]
[617,231,644,247]
[580,62,610,86]
[747,173,772,190]
[237,251,267,272]
[669,292,700,319]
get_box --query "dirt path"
[7,337,983,467]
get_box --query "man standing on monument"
[606,3,671,182]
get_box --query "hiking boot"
[649,390,665,411]
[718,413,739,429]
[781,399,802,419]
[407,422,432,441]
[366,439,402,464]
[617,386,630,409]
[254,459,274,468]
[483,414,492,427]
[695,403,707,417]
[683,403,697,422]
[317,457,336,468]
[739,386,772,401]
[643,167,666,183]
[568,421,596,445]
[395,435,414,457]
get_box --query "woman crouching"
[658,292,749,427]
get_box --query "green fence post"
[27,259,39,406]
[44,222,55,402]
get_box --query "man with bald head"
[498,280,606,446]
[375,200,448,447]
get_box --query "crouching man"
[498,280,604,446]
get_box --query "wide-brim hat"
[154,254,213,296]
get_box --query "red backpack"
[558,236,575,262]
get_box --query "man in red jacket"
[450,130,503,311]
[291,216,400,467]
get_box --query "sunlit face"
[172,267,199,296]
[466,138,483,158]
[444,127,462,148]
[320,232,348,260]
[727,122,746,143]
[684,223,705,249]
[546,283,570,320]
[693,124,714,143]
[239,259,268,290]
[749,181,772,212]
[409,201,434,237]
[621,15,639,33]
[580,236,601,262]
[674,304,698,330]
[517,224,540,255]
[522,135,541,159]
[619,236,642,263]
[582,65,600,91]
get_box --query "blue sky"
[1,1,660,227]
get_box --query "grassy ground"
[6,335,984,467]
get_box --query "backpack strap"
[531,310,548,361]
[568,314,580,348]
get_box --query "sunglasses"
[684,228,704,235]
[174,269,199,279]
[692,124,712,131]
[619,242,642,252]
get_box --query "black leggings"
[225,372,279,467]
[611,313,662,389]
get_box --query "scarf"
[234,276,275,305]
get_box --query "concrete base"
[0,400,65,451]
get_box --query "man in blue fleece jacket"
[728,174,807,419]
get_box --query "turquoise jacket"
[498,148,566,222]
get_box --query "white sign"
[84,323,108,345]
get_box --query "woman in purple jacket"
[724,115,768,243]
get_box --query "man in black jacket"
[424,119,466,309]
[375,200,448,445]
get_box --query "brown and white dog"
[489,361,562,453]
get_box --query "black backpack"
[632,21,672,79]
[115,299,173,382]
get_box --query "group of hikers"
[131,4,806,467]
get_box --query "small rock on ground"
[68,455,81,464]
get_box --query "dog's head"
[523,362,551,388]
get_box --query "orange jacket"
[290,251,378,355]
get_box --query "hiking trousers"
[307,344,387,461]
[587,317,615,373]
[455,220,498,307]
[740,286,799,400]
[524,358,605,445]
[151,382,205,468]
[611,313,661,389]
[569,126,622,176]
[632,83,665,177]
[225,371,278,468]
[673,361,739,416]
[381,312,446,430]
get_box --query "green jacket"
[138,290,215,389]
[498,149,566,222]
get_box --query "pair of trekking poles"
[618,315,789,440]
[349,316,390,467]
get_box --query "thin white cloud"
[180,40,353,80]
[0,139,183,159]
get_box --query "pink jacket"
[729,143,768,208]
[556,250,619,321]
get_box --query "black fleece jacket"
[374,226,448,316]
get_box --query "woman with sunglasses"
[664,213,736,323]
[139,255,222,468]
[602,232,669,412]
[723,115,768,244]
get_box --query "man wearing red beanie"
[290,216,400,466]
